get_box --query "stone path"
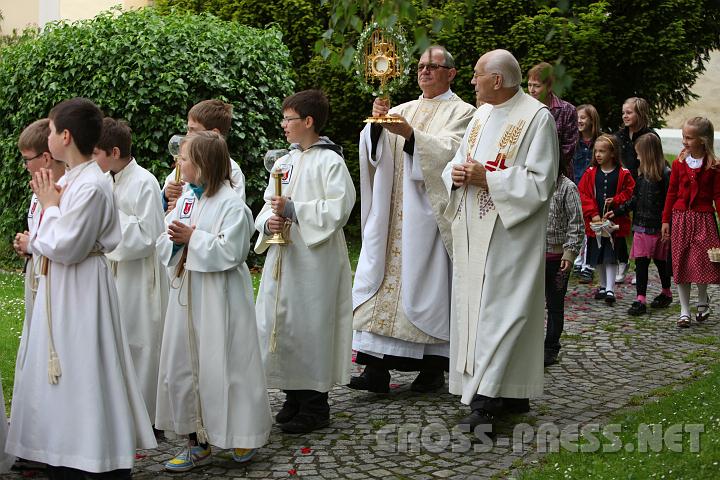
[7,275,720,479]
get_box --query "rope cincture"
[173,253,209,445]
[269,248,283,353]
[42,256,62,385]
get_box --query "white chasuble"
[163,157,246,203]
[105,159,168,421]
[255,144,356,391]
[156,183,271,449]
[352,92,475,357]
[442,90,558,404]
[7,162,156,472]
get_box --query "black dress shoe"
[410,370,445,393]
[457,409,495,433]
[275,402,300,424]
[544,351,558,367]
[279,413,330,434]
[348,367,390,393]
[502,397,530,414]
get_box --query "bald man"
[442,49,559,431]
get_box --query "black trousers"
[354,352,449,372]
[544,259,570,354]
[47,466,131,480]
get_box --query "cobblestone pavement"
[8,275,720,479]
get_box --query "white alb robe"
[156,183,271,449]
[255,144,356,391]
[163,157,246,203]
[1,377,14,473]
[106,159,168,421]
[14,194,43,399]
[442,90,558,404]
[352,90,475,359]
[6,161,156,472]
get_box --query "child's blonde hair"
[18,118,50,154]
[683,116,717,168]
[577,104,601,141]
[635,133,666,182]
[182,131,233,197]
[591,134,620,168]
[188,100,233,137]
[623,97,651,131]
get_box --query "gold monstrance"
[363,28,404,124]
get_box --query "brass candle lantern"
[264,149,291,245]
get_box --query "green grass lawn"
[0,272,24,414]
[517,362,720,479]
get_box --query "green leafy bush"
[0,8,294,255]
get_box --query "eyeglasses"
[21,152,44,165]
[281,116,305,126]
[417,63,452,72]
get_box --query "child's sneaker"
[578,268,594,284]
[232,448,257,463]
[164,444,211,472]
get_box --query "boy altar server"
[255,89,356,434]
[93,117,168,425]
[163,99,246,211]
[6,98,156,478]
[13,119,66,392]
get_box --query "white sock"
[698,283,709,305]
[678,283,691,317]
[605,264,617,292]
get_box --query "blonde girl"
[661,117,720,327]
[616,133,672,315]
[578,134,635,304]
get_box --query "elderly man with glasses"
[350,45,475,394]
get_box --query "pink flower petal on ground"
[288,468,297,476]
[300,447,312,455]
[135,453,147,460]
[389,383,400,389]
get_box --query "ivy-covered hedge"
[0,8,294,256]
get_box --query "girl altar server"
[155,131,271,472]
[662,117,720,327]
[578,134,635,305]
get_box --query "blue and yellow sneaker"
[232,448,257,463]
[164,444,211,472]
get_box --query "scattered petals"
[300,447,312,455]
[134,453,147,460]
[288,468,297,475]
[389,383,400,389]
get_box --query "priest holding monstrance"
[442,49,558,430]
[350,40,475,393]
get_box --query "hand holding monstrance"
[354,22,411,124]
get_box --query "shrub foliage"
[0,8,294,247]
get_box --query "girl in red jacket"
[661,117,720,328]
[578,134,635,304]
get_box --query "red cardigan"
[662,155,720,223]
[578,165,635,237]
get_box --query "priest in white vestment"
[93,118,169,424]
[7,98,156,476]
[441,50,558,431]
[351,46,475,393]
